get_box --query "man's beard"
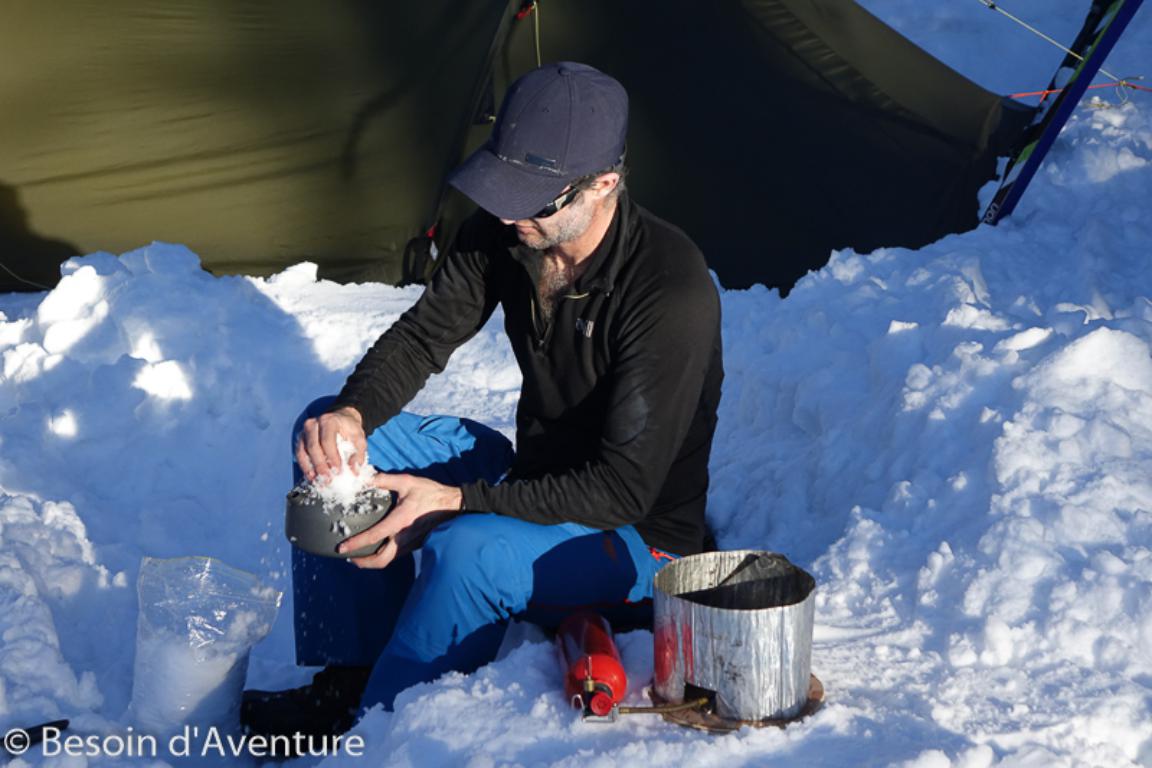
[516,196,595,250]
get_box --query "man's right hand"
[295,406,367,483]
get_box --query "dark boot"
[240,665,372,740]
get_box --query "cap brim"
[448,146,572,221]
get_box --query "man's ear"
[592,172,621,198]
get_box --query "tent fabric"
[485,0,1034,290]
[1,0,1033,293]
[0,0,509,290]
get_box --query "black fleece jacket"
[333,193,723,556]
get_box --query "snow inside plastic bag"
[126,556,281,737]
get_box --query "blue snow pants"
[290,398,671,711]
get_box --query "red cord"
[1010,80,1151,99]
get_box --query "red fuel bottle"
[557,611,627,717]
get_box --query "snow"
[309,435,377,509]
[2,2,1152,765]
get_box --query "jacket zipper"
[523,254,606,351]
[529,281,599,352]
[526,268,548,348]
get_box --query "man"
[243,62,723,737]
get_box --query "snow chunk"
[2,342,48,383]
[47,410,78,438]
[266,261,320,287]
[1023,327,1152,397]
[35,262,112,355]
[36,265,105,325]
[995,327,1052,353]
[130,331,164,363]
[132,360,194,400]
[942,303,1011,331]
[118,242,204,277]
[0,315,31,347]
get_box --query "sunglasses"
[531,185,584,219]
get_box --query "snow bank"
[0,494,108,733]
[0,244,519,729]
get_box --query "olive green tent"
[0,0,1032,293]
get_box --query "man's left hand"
[338,473,464,569]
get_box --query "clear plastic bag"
[127,557,281,736]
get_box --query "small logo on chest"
[575,318,595,338]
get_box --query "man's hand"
[295,406,367,482]
[339,473,464,569]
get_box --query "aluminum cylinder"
[653,550,816,722]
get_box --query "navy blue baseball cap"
[448,62,628,221]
